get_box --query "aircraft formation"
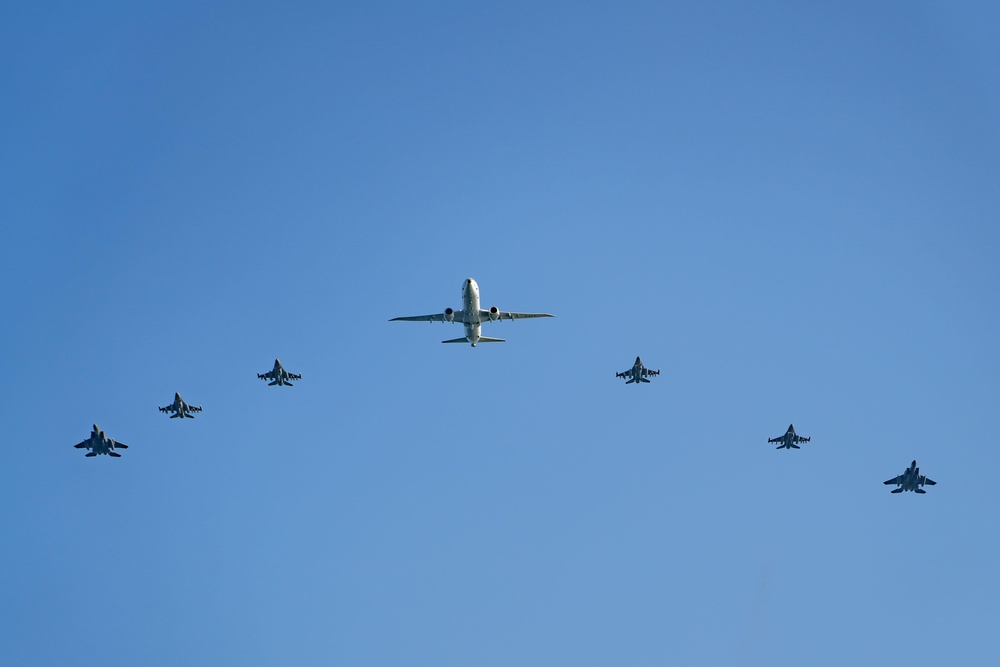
[70,277,938,494]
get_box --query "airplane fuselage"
[462,278,482,346]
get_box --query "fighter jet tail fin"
[477,337,505,343]
[914,488,926,494]
[85,452,97,457]
[625,378,636,384]
[891,488,903,493]
[790,444,800,449]
[640,378,651,383]
[109,452,122,457]
[268,380,279,386]
[170,413,180,418]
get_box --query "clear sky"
[2,2,999,665]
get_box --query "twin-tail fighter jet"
[158,392,203,418]
[768,424,811,449]
[616,356,660,385]
[884,460,937,494]
[73,424,129,457]
[257,359,302,387]
[390,278,554,347]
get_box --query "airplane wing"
[480,310,554,321]
[390,312,463,323]
[190,406,203,413]
[73,440,89,449]
[883,476,903,485]
[158,406,170,413]
[258,372,274,380]
[798,436,811,443]
[924,477,937,486]
[644,369,661,377]
[112,441,129,449]
[287,373,302,380]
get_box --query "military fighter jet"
[257,359,302,386]
[884,460,937,494]
[158,392,203,418]
[390,278,554,346]
[73,424,129,457]
[768,424,811,449]
[616,356,660,385]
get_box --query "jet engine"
[488,306,500,322]
[444,308,455,323]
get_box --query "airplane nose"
[467,278,473,284]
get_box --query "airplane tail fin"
[891,488,903,493]
[442,338,470,344]
[625,378,636,384]
[914,488,926,494]
[477,337,505,343]
[109,452,122,458]
[790,443,800,449]
[85,452,97,457]
[640,378,651,383]
[268,380,279,386]
[170,413,179,418]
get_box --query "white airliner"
[390,278,554,346]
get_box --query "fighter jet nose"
[93,423,99,431]
[912,460,917,467]
[467,278,473,284]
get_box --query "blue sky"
[2,2,999,665]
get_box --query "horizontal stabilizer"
[914,488,926,494]
[640,378,650,383]
[109,452,121,457]
[625,378,636,384]
[442,338,470,344]
[891,488,903,493]
[85,452,97,457]
[477,337,505,343]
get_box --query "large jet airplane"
[73,424,129,457]
[884,460,937,494]
[258,359,302,386]
[390,278,554,346]
[768,424,811,449]
[158,392,203,419]
[616,356,660,384]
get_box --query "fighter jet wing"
[798,436,811,443]
[480,310,554,321]
[923,477,937,486]
[112,441,129,449]
[158,406,170,413]
[258,372,275,379]
[73,440,89,449]
[286,373,302,380]
[190,406,203,413]
[883,476,903,485]
[390,312,463,322]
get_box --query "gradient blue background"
[3,2,998,665]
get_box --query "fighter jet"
[884,460,937,494]
[390,278,553,346]
[73,424,129,457]
[158,392,203,418]
[257,359,302,386]
[616,356,660,385]
[768,424,811,449]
